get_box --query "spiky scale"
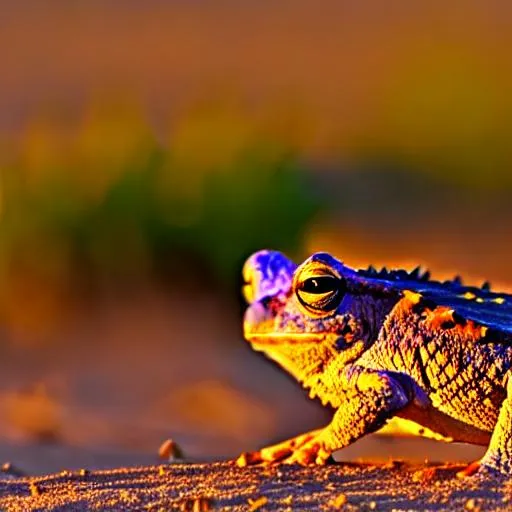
[410,266,422,279]
[421,270,431,281]
[378,267,389,278]
[367,265,377,275]
[453,275,463,286]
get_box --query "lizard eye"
[297,275,345,314]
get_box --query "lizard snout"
[241,250,296,304]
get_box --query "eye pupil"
[301,276,338,294]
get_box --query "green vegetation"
[0,101,319,306]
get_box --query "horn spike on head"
[452,275,463,286]
[420,270,431,281]
[481,281,491,291]
[410,266,421,279]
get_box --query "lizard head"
[242,250,398,386]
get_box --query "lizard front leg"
[237,367,414,466]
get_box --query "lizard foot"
[236,428,324,467]
[412,464,462,482]
[457,459,511,478]
[456,461,481,478]
[412,461,494,481]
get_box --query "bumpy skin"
[237,250,512,475]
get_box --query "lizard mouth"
[244,332,338,346]
[243,299,341,345]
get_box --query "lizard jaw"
[244,302,340,345]
[245,332,339,346]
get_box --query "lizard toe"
[284,439,330,466]
[456,461,481,478]
[235,451,263,467]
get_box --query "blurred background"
[0,0,510,474]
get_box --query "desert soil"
[0,460,510,511]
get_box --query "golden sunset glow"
[0,2,511,509]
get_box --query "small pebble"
[248,496,268,511]
[282,494,293,505]
[178,497,212,511]
[329,493,347,509]
[1,462,25,478]
[29,482,40,497]
[158,438,183,462]
[465,498,478,511]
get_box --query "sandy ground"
[0,460,511,511]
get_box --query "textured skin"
[237,250,512,475]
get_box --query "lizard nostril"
[340,324,352,336]
[244,302,266,325]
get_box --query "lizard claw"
[235,429,325,467]
[236,451,263,467]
